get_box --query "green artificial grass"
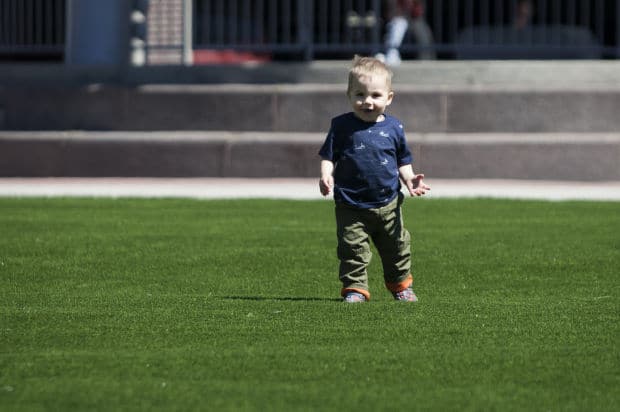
[0,197,618,411]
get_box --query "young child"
[318,56,430,303]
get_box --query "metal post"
[183,0,194,65]
[616,0,620,58]
[65,0,73,64]
[299,0,314,60]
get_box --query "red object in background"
[193,49,272,65]
[397,0,425,18]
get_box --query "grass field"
[1,197,618,411]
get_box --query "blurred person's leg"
[384,16,408,66]
[410,17,435,59]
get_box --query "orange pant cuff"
[385,274,413,293]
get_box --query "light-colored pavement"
[0,178,619,201]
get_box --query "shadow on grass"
[221,295,342,303]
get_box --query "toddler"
[318,56,430,302]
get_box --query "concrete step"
[1,131,618,181]
[3,60,620,87]
[3,61,620,133]
[3,82,620,133]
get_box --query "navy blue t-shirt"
[319,112,413,209]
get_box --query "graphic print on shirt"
[348,127,396,202]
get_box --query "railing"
[193,0,383,60]
[194,0,620,60]
[1,0,619,62]
[0,0,66,60]
[420,0,619,59]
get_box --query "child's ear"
[386,91,394,105]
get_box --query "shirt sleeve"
[395,123,413,166]
[318,121,336,161]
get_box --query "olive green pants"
[335,193,412,300]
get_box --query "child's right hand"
[319,176,333,196]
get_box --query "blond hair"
[347,55,393,95]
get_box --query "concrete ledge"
[1,132,618,181]
[1,178,620,201]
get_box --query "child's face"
[348,73,394,123]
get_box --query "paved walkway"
[1,178,619,201]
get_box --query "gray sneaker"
[392,287,418,302]
[343,291,367,303]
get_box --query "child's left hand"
[405,174,431,197]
